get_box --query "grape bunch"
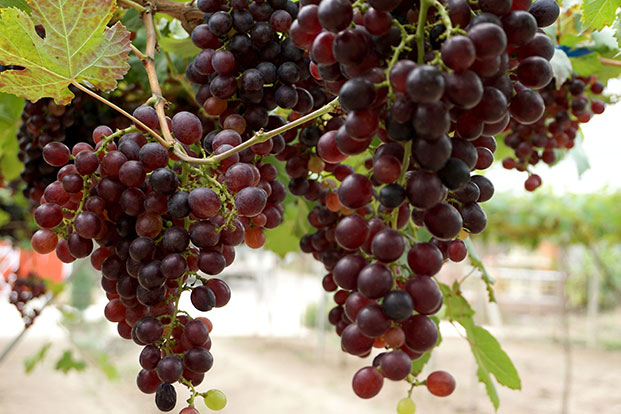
[189,0,336,150]
[6,271,47,328]
[271,0,560,406]
[501,75,607,191]
[29,102,287,412]
[16,90,130,206]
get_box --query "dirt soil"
[1,332,620,414]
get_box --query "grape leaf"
[440,282,521,412]
[570,53,603,77]
[581,0,621,31]
[55,350,87,374]
[159,37,201,59]
[569,128,590,177]
[0,0,131,105]
[549,49,573,90]
[0,0,29,12]
[0,92,24,180]
[614,15,621,48]
[24,342,51,373]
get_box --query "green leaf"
[0,0,30,12]
[24,342,51,373]
[159,37,201,59]
[263,202,303,257]
[550,49,573,89]
[410,350,432,376]
[471,326,521,390]
[614,15,621,48]
[440,282,521,411]
[570,53,603,77]
[55,350,87,374]
[464,238,496,303]
[0,0,131,104]
[569,128,590,177]
[592,27,619,52]
[0,92,24,180]
[95,352,119,380]
[581,0,621,31]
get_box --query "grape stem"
[123,0,204,33]
[600,57,621,67]
[70,80,172,149]
[204,97,340,165]
[416,0,433,65]
[117,0,146,12]
[140,8,177,147]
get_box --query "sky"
[486,78,621,194]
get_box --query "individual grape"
[339,78,376,111]
[156,355,184,384]
[501,10,537,46]
[408,242,443,276]
[191,286,216,311]
[234,187,268,217]
[203,389,227,411]
[341,323,374,355]
[426,370,456,397]
[188,187,221,218]
[42,142,70,167]
[405,276,443,315]
[352,366,383,399]
[381,290,414,322]
[406,65,445,103]
[509,89,545,124]
[172,112,203,145]
[516,56,553,89]
[155,383,177,412]
[467,23,507,60]
[139,142,169,170]
[423,203,463,241]
[356,304,390,338]
[397,397,416,414]
[137,369,162,394]
[168,191,191,219]
[337,174,372,209]
[205,278,231,307]
[317,0,352,32]
[135,316,164,344]
[334,214,369,250]
[403,314,438,352]
[371,229,404,263]
[379,350,411,381]
[357,263,393,299]
[34,203,63,228]
[31,229,58,254]
[441,35,475,72]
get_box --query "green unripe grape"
[204,389,227,411]
[397,397,416,414]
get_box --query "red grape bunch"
[276,0,561,406]
[5,271,47,328]
[501,75,607,191]
[29,101,287,412]
[16,91,129,206]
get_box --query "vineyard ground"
[1,313,620,414]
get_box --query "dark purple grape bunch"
[16,91,128,207]
[189,0,329,158]
[7,271,47,328]
[279,0,561,401]
[502,74,606,191]
[30,101,290,411]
